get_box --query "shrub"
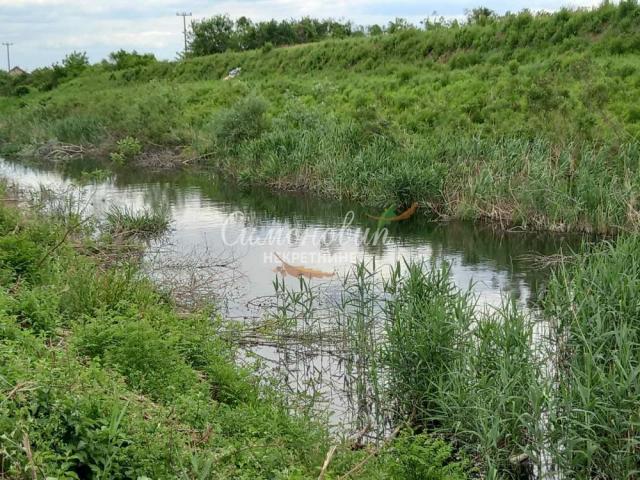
[380,430,471,479]
[210,95,269,149]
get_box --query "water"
[0,157,581,436]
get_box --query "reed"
[265,246,640,478]
[544,236,640,479]
[105,205,170,239]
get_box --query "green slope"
[1,2,640,233]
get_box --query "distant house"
[8,66,27,77]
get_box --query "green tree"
[107,50,156,70]
[188,14,237,56]
[368,24,384,36]
[62,51,89,76]
[387,18,414,34]
[466,7,496,25]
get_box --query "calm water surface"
[0,157,581,433]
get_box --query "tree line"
[0,50,156,96]
[187,16,366,56]
[184,14,460,56]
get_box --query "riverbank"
[1,3,640,234]
[0,184,472,479]
[2,161,639,478]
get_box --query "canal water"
[0,157,581,437]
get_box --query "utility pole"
[2,42,13,71]
[176,12,192,58]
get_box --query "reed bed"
[257,240,640,478]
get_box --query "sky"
[1,0,602,71]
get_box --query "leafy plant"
[110,136,142,165]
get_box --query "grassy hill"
[2,2,640,233]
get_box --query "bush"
[381,430,471,479]
[210,95,269,149]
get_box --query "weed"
[110,136,142,165]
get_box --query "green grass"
[105,205,170,239]
[2,3,640,232]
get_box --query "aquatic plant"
[105,205,170,238]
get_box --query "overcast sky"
[1,0,602,71]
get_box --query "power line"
[1,42,13,71]
[176,12,192,58]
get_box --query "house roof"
[8,66,27,76]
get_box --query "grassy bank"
[0,188,471,479]
[2,3,640,232]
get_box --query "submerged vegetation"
[1,2,640,232]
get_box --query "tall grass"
[105,205,170,238]
[383,263,545,478]
[544,237,640,478]
[266,244,640,478]
[384,239,640,478]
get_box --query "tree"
[466,7,496,26]
[368,24,384,36]
[62,51,89,76]
[107,50,156,70]
[236,16,258,50]
[188,15,237,56]
[387,18,414,34]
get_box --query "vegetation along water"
[1,2,640,479]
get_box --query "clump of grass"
[544,236,640,479]
[52,115,106,145]
[105,205,170,238]
[383,262,544,478]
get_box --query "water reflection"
[1,157,585,434]
[0,157,582,315]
